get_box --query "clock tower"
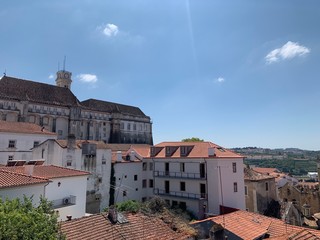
[56,70,72,89]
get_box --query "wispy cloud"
[215,77,225,83]
[265,41,310,64]
[77,74,98,83]
[101,23,119,37]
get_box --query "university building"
[0,69,153,144]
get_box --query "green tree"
[0,196,65,240]
[181,137,204,142]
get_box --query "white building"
[0,120,56,163]
[0,165,89,221]
[32,138,112,213]
[109,141,245,219]
[110,145,153,204]
[0,168,49,205]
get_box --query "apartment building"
[0,120,56,163]
[148,142,246,219]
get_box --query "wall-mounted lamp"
[58,182,61,187]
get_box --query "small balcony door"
[165,180,170,194]
[200,163,205,178]
[165,162,170,176]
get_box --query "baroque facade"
[0,70,153,144]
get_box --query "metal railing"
[154,189,207,200]
[154,171,206,179]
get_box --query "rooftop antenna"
[58,62,60,71]
[63,55,66,71]
[3,69,6,76]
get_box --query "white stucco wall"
[0,132,56,164]
[0,184,46,206]
[45,176,87,221]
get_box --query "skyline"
[1,1,319,150]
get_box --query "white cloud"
[102,23,119,37]
[77,74,98,83]
[48,74,54,79]
[265,41,310,64]
[215,77,225,83]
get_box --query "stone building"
[0,70,153,144]
[244,167,277,214]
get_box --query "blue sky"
[1,1,320,150]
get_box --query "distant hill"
[232,147,320,175]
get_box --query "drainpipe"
[43,181,51,199]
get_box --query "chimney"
[108,206,117,224]
[208,147,215,157]
[130,150,135,161]
[67,134,76,149]
[116,151,122,162]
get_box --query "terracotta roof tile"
[61,212,191,240]
[0,169,49,188]
[192,210,320,239]
[0,120,56,135]
[2,165,90,179]
[253,167,279,174]
[153,141,243,158]
[244,168,275,181]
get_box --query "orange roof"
[0,169,49,189]
[252,167,278,174]
[0,120,56,135]
[2,165,90,179]
[61,212,191,240]
[151,141,243,158]
[56,140,109,149]
[191,210,320,239]
[244,168,275,181]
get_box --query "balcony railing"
[154,171,206,179]
[154,189,207,200]
[51,195,76,209]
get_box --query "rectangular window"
[142,179,147,188]
[149,162,153,171]
[142,162,147,171]
[33,141,40,148]
[180,182,186,191]
[266,182,269,191]
[245,186,248,196]
[8,155,13,161]
[179,202,187,210]
[142,197,147,202]
[234,182,238,192]
[232,162,237,173]
[180,162,185,172]
[172,200,178,207]
[134,175,138,181]
[8,140,16,148]
[133,124,136,131]
[149,179,154,188]
[58,130,63,136]
[127,123,131,130]
[123,190,127,197]
[67,160,72,167]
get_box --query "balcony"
[154,189,207,200]
[154,171,206,180]
[51,195,76,209]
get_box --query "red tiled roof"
[0,169,49,189]
[61,212,191,240]
[0,120,56,135]
[244,168,275,181]
[152,141,243,158]
[2,165,90,179]
[253,167,278,174]
[191,210,320,239]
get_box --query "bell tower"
[56,70,72,89]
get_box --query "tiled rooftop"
[2,165,90,179]
[244,167,275,181]
[252,167,279,174]
[0,120,56,135]
[152,141,243,158]
[0,169,49,189]
[61,212,191,240]
[191,210,320,239]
